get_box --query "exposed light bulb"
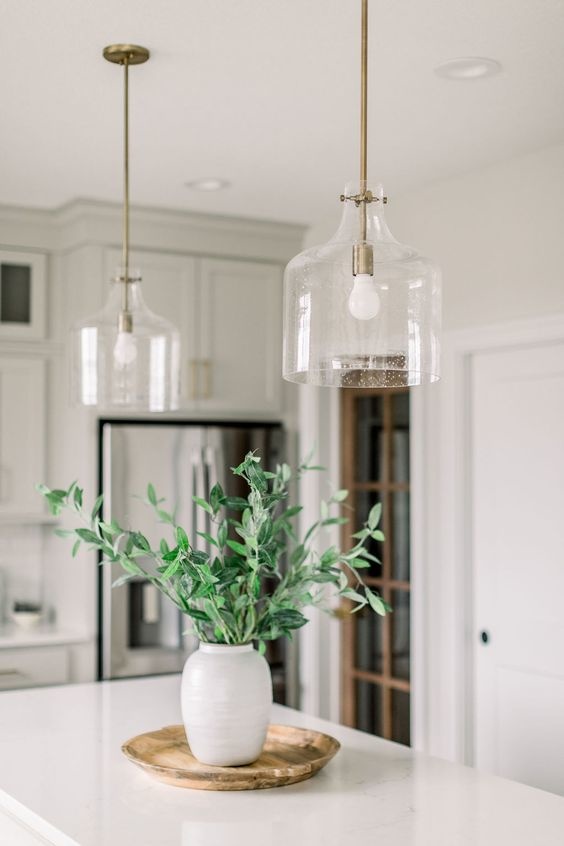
[348,274,380,320]
[113,331,137,367]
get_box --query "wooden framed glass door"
[341,388,411,744]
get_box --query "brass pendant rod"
[122,56,130,316]
[103,44,149,327]
[359,0,368,243]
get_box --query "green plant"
[38,452,390,651]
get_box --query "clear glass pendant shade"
[71,270,180,411]
[283,183,441,387]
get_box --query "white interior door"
[472,341,564,794]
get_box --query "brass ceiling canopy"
[103,44,150,66]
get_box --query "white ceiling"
[1,0,563,226]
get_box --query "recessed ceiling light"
[434,57,502,81]
[185,178,230,191]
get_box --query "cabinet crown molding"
[0,198,306,263]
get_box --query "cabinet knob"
[480,630,490,645]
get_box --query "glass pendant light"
[71,45,180,411]
[283,0,441,387]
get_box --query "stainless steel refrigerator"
[98,420,297,706]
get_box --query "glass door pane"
[341,389,411,745]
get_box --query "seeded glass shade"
[283,183,441,387]
[71,271,180,411]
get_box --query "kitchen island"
[0,675,563,846]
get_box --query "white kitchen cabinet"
[0,645,69,690]
[0,357,45,517]
[198,258,283,414]
[0,250,47,340]
[105,250,283,415]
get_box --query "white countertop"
[0,675,563,846]
[0,624,89,649]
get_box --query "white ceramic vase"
[181,642,272,766]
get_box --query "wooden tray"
[121,724,340,791]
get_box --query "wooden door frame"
[419,312,564,765]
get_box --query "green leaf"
[196,531,218,549]
[162,557,181,579]
[76,528,99,545]
[193,496,213,515]
[44,493,63,515]
[183,607,211,623]
[352,528,370,540]
[218,520,228,549]
[308,572,338,584]
[355,549,381,564]
[340,588,366,604]
[147,483,157,506]
[330,489,349,503]
[100,520,121,535]
[282,505,303,520]
[247,461,267,492]
[71,539,81,558]
[112,573,136,588]
[210,483,225,514]
[161,548,179,562]
[73,486,83,509]
[157,509,174,525]
[321,517,348,527]
[366,589,387,616]
[223,496,249,511]
[368,502,382,531]
[131,532,150,552]
[176,526,190,550]
[226,539,248,557]
[290,544,307,567]
[91,494,104,521]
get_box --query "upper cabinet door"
[105,249,198,404]
[0,251,47,340]
[198,258,283,415]
[0,357,45,516]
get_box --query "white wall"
[389,142,564,329]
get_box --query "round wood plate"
[121,724,340,791]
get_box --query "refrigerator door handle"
[101,423,114,680]
[192,447,207,550]
[203,445,218,558]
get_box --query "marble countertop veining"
[0,675,563,846]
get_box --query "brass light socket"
[118,311,133,333]
[352,243,374,276]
